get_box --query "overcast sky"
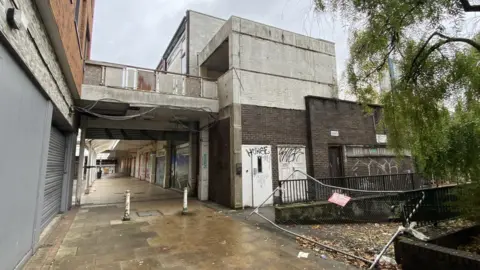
[91,0,350,77]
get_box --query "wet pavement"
[24,176,354,269]
[81,177,182,205]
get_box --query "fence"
[278,173,421,204]
[275,173,459,225]
[399,185,458,227]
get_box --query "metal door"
[242,145,273,207]
[277,145,307,203]
[41,127,65,230]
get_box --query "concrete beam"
[81,85,219,112]
[85,118,190,131]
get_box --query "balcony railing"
[83,60,218,99]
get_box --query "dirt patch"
[291,219,476,269]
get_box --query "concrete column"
[189,123,198,195]
[76,119,86,205]
[90,151,97,186]
[165,141,172,188]
[63,133,76,211]
[85,144,93,194]
[198,118,209,200]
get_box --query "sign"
[330,130,339,137]
[376,134,387,144]
[328,193,351,207]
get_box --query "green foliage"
[315,0,480,221]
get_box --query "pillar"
[76,118,86,205]
[198,118,209,200]
[189,123,198,195]
[85,147,93,194]
[165,141,172,188]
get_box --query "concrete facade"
[78,10,412,210]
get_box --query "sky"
[91,0,350,77]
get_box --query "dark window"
[257,156,263,173]
[74,0,81,27]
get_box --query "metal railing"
[83,60,218,99]
[278,173,422,204]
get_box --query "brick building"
[79,10,413,211]
[0,1,93,269]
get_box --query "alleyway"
[82,176,182,205]
[24,176,352,269]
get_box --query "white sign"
[328,193,351,207]
[330,130,339,137]
[376,134,388,144]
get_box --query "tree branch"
[407,32,480,82]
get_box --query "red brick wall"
[49,0,95,95]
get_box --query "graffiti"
[351,158,399,176]
[278,147,305,163]
[245,146,270,157]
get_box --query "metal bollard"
[122,190,131,221]
[182,187,188,214]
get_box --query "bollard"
[122,190,131,221]
[182,187,188,214]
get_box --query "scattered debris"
[297,251,309,258]
[292,219,475,269]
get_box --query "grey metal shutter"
[41,127,66,230]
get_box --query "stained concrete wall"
[0,0,75,129]
[166,34,185,73]
[187,11,225,76]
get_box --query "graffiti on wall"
[245,146,270,157]
[245,146,271,163]
[351,158,400,176]
[278,147,305,163]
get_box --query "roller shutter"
[41,127,66,230]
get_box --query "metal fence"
[399,185,458,227]
[275,173,460,225]
[278,173,422,204]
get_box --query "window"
[74,0,81,27]
[257,156,263,173]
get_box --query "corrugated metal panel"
[41,127,65,230]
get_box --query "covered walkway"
[81,175,182,205]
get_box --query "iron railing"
[399,185,458,226]
[276,174,460,225]
[278,173,422,204]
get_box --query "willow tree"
[314,1,480,219]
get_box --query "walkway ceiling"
[85,128,189,141]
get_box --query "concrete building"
[80,10,412,212]
[0,1,93,269]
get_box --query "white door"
[277,145,308,203]
[242,145,273,207]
